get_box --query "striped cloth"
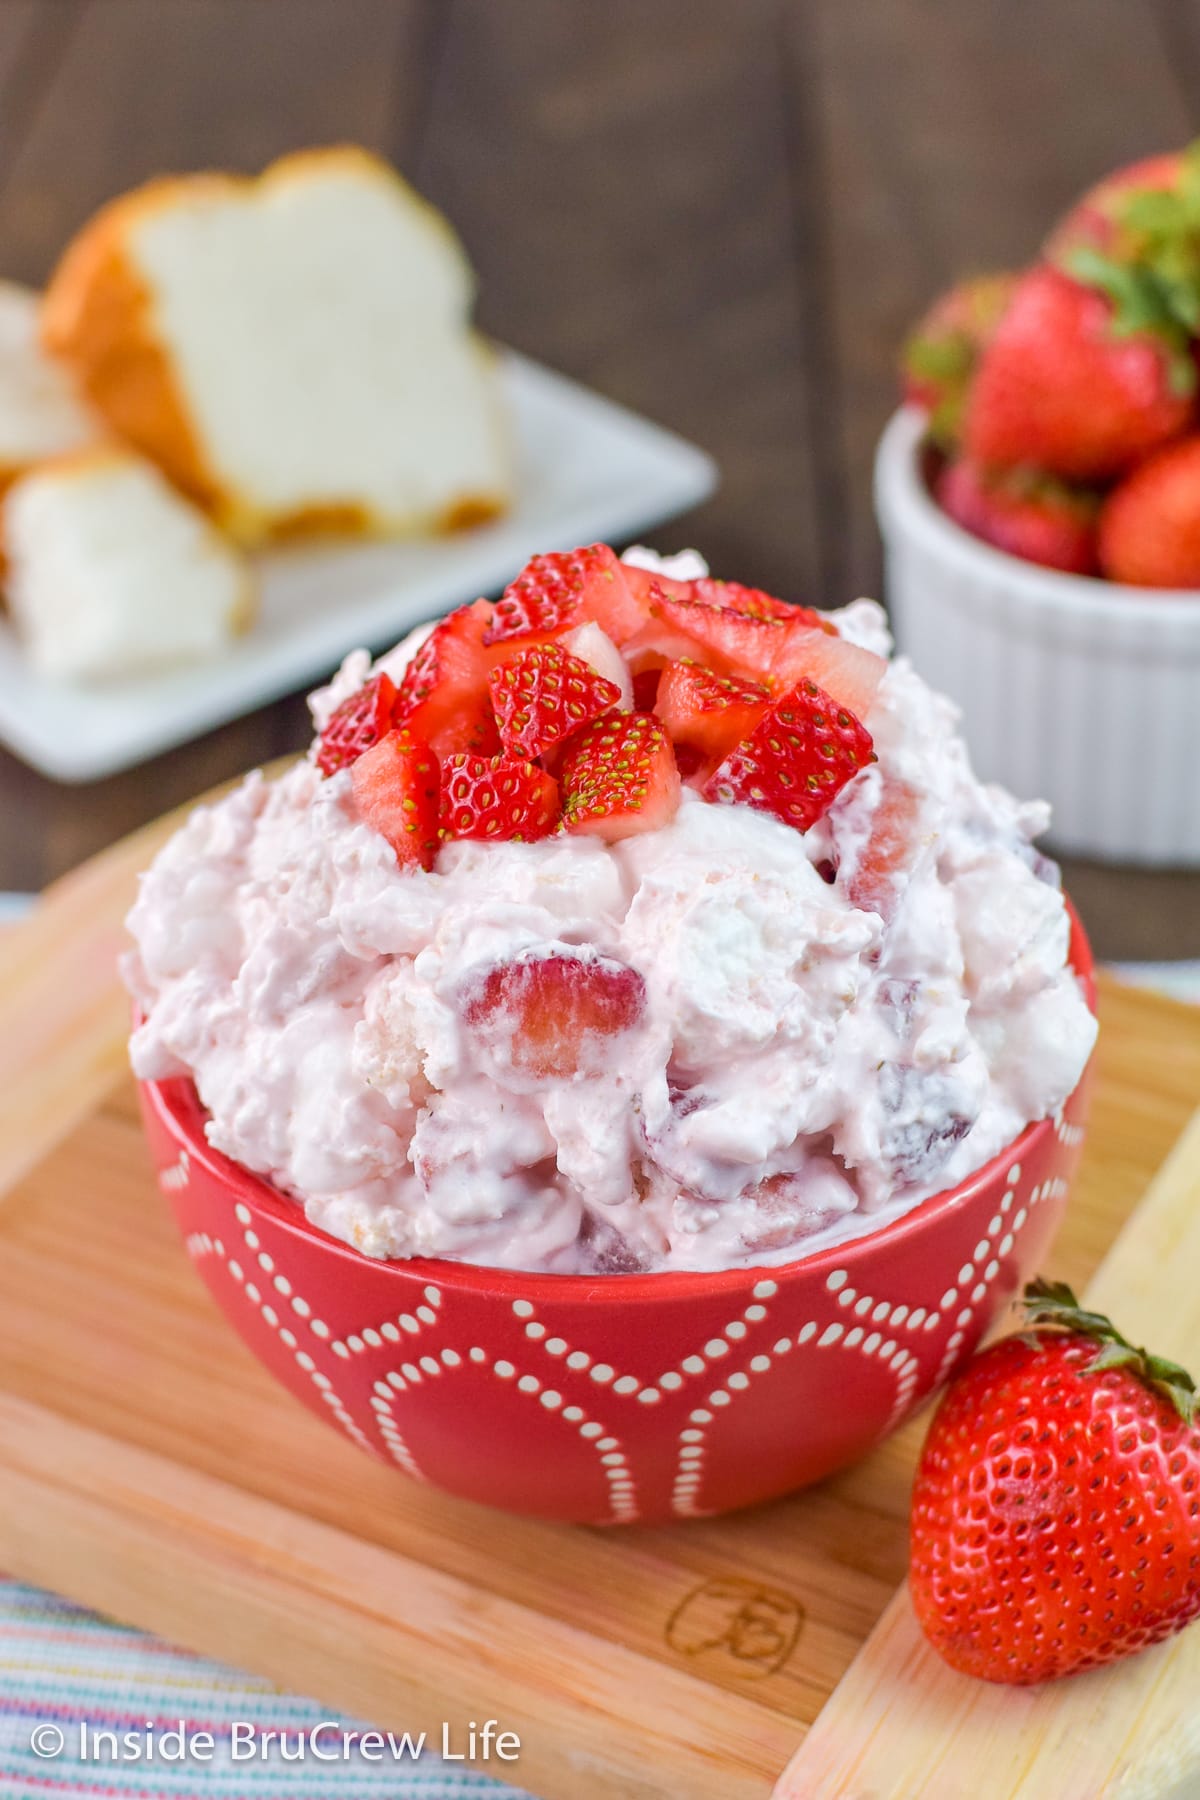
[0,884,1196,1797]
[0,1584,533,1797]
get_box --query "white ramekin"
[875,406,1200,866]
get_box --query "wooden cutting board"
[1,800,1199,1800]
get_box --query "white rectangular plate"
[0,352,716,782]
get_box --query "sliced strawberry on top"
[768,626,888,718]
[488,642,621,761]
[350,729,440,871]
[316,672,398,777]
[559,712,681,842]
[705,678,874,834]
[690,577,834,633]
[486,544,648,646]
[461,951,647,1079]
[619,562,695,611]
[624,592,790,681]
[627,588,886,719]
[841,777,923,920]
[654,660,771,773]
[394,599,501,759]
[440,753,559,844]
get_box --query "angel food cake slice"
[42,147,512,546]
[0,280,95,497]
[5,445,254,681]
[125,546,1096,1275]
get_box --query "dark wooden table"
[0,0,1198,957]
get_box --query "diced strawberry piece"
[626,588,885,719]
[690,577,834,633]
[316,672,398,777]
[624,592,789,681]
[488,642,621,761]
[461,952,647,1080]
[440,753,559,843]
[842,778,923,920]
[654,660,771,772]
[768,627,887,719]
[486,545,648,646]
[350,729,441,871]
[619,563,695,610]
[559,712,681,842]
[705,678,874,834]
[394,599,501,758]
[672,741,709,783]
[632,668,662,712]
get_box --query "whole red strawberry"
[910,1279,1200,1685]
[1045,150,1187,264]
[935,457,1100,575]
[964,265,1195,481]
[1098,433,1200,586]
[901,273,1018,447]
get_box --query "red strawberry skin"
[768,626,886,718]
[965,266,1194,480]
[842,777,922,921]
[395,600,501,758]
[487,544,647,646]
[440,754,559,843]
[654,660,771,771]
[705,678,874,833]
[625,592,787,681]
[350,729,440,870]
[688,577,832,631]
[1099,433,1200,586]
[316,672,398,777]
[935,457,1099,575]
[488,642,620,761]
[559,712,681,842]
[1044,152,1184,262]
[902,273,1018,446]
[910,1330,1200,1685]
[460,952,646,1079]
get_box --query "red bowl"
[137,912,1095,1525]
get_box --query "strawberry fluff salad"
[124,545,1096,1274]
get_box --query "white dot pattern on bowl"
[171,1128,1076,1524]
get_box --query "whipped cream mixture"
[125,557,1096,1273]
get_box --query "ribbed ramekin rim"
[874,406,1200,626]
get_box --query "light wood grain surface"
[774,1116,1200,1800]
[0,781,1198,1797]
